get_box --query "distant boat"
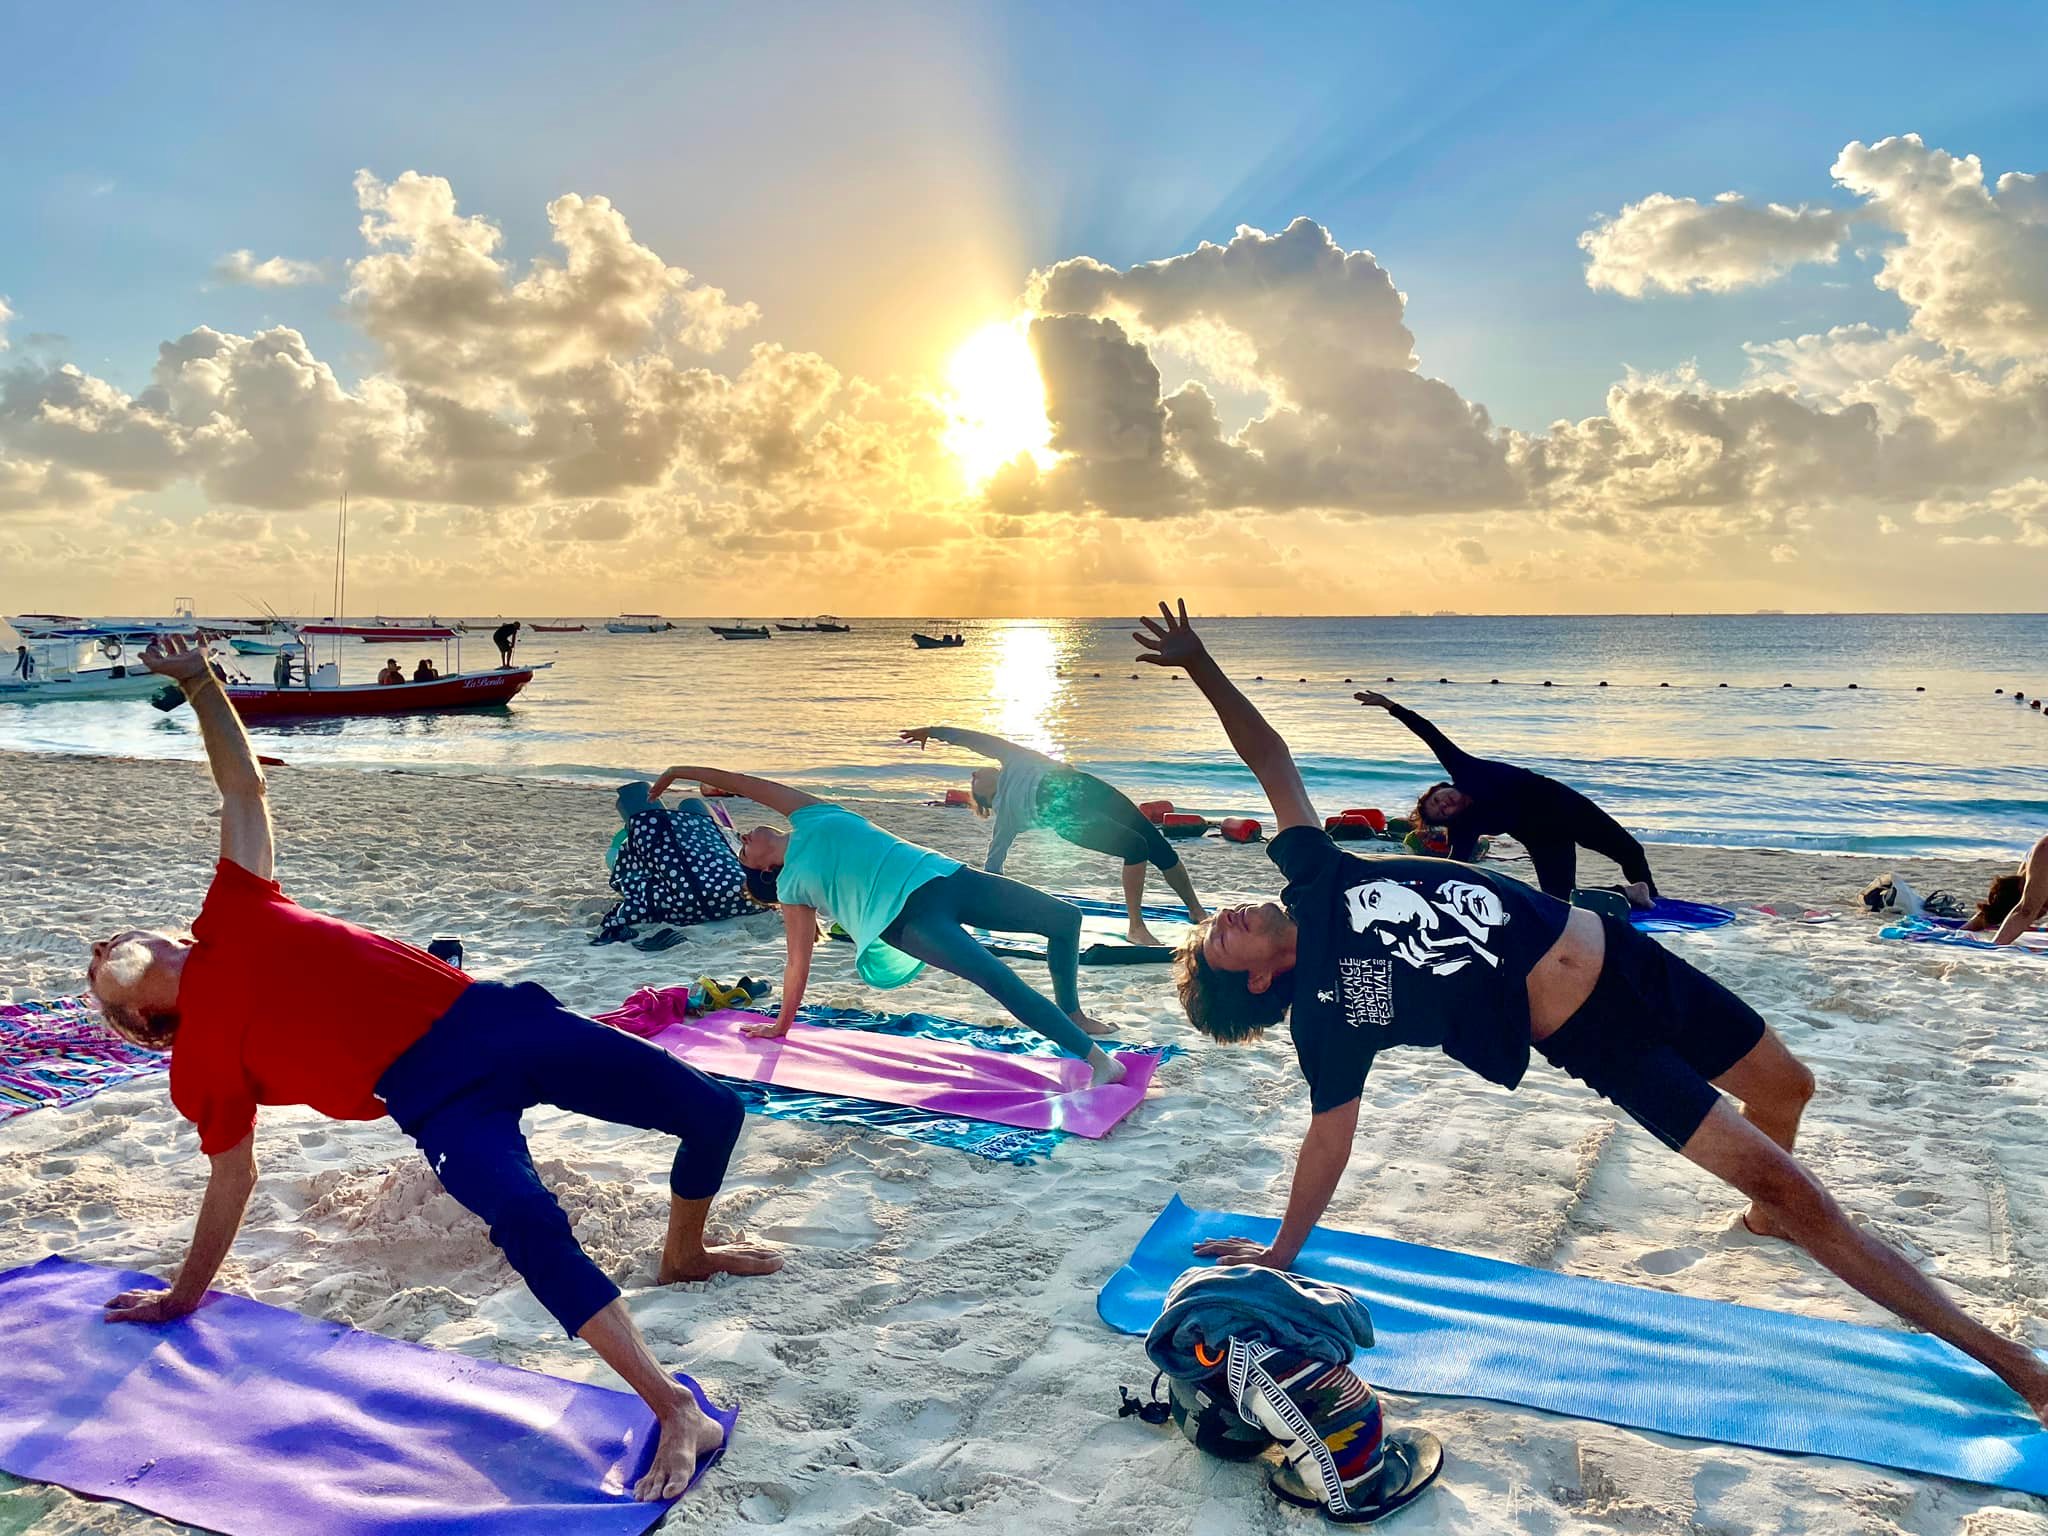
[301,622,460,643]
[816,617,851,634]
[912,632,965,650]
[709,624,771,640]
[605,615,674,634]
[229,637,299,656]
[532,622,588,633]
[774,621,820,633]
[776,615,850,633]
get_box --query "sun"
[940,320,1054,488]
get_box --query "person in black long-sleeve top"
[1355,691,1657,905]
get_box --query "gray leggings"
[882,868,1094,1058]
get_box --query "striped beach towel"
[0,998,165,1122]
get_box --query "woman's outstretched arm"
[142,636,273,879]
[650,766,821,817]
[1135,600,1317,832]
[1355,691,1479,780]
[901,726,1040,765]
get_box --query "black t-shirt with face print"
[1269,826,1571,1113]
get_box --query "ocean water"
[3,614,2043,861]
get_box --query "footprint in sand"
[1635,1246,1704,1276]
[1892,1188,1941,1208]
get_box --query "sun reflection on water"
[984,623,1071,750]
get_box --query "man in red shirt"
[85,635,780,1502]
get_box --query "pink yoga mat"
[598,990,1159,1139]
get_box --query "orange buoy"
[1219,817,1263,844]
[1138,800,1173,824]
[942,788,974,807]
[1161,812,1209,838]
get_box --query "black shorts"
[1035,771,1180,871]
[1534,916,1766,1151]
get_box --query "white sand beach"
[2,748,2044,1534]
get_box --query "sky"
[3,0,2046,617]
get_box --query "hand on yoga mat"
[739,1016,791,1039]
[102,1286,198,1324]
[1192,1236,1289,1270]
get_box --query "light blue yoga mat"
[1098,1196,2048,1494]
[1883,916,2048,957]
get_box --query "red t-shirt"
[169,859,471,1154]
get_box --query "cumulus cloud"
[1579,192,1851,296]
[1017,216,1514,518]
[348,170,759,401]
[3,139,2045,610]
[1831,135,2048,361]
[0,297,11,350]
[213,250,326,288]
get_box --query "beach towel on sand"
[0,1255,737,1536]
[0,997,164,1122]
[1099,1197,2048,1495]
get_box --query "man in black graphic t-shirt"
[1133,598,2048,1428]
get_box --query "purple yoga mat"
[606,997,1160,1138]
[0,1256,737,1536]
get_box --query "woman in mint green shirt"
[648,766,1125,1086]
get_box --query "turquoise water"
[3,614,2043,861]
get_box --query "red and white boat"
[299,622,461,643]
[226,665,541,719]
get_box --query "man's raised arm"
[1135,599,1317,831]
[143,636,272,879]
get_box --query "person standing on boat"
[645,764,1126,1086]
[271,650,296,689]
[493,620,520,667]
[12,644,32,681]
[1353,690,1657,906]
[900,725,1207,945]
[85,634,777,1503]
[1136,599,2048,1431]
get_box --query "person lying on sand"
[1353,689,1656,907]
[648,765,1125,1086]
[1963,833,2048,945]
[86,635,778,1502]
[901,724,1206,944]
[1136,601,2048,1428]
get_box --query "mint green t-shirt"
[778,804,962,988]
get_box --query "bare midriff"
[1526,905,1607,1043]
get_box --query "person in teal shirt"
[648,766,1125,1086]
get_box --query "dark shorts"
[1534,916,1767,1151]
[1035,770,1180,871]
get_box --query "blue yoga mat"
[1882,917,2048,957]
[0,1256,737,1535]
[1628,897,1735,932]
[1099,1197,2048,1494]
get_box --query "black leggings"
[882,868,1095,1058]
[1521,786,1657,901]
[1036,771,1180,870]
[376,981,744,1338]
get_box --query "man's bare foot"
[1070,1009,1115,1036]
[738,1018,790,1039]
[1128,924,1164,946]
[1740,1206,1791,1239]
[635,1398,727,1500]
[660,1242,785,1284]
[1621,881,1655,910]
[1088,1049,1127,1087]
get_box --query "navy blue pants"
[376,981,744,1338]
